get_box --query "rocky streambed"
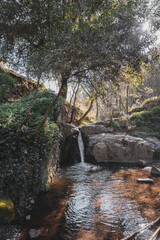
[61,123,160,166]
[1,123,160,240]
[9,163,160,240]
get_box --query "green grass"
[130,106,160,122]
[130,105,160,137]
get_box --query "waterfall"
[78,131,85,163]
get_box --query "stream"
[19,133,160,240]
[20,162,160,240]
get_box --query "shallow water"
[22,162,160,240]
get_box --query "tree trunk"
[26,69,29,82]
[96,100,99,121]
[59,70,70,100]
[67,83,78,122]
[32,77,68,139]
[126,83,129,115]
[69,83,80,124]
[76,99,94,125]
[119,95,127,112]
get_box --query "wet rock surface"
[60,124,80,166]
[137,178,154,184]
[85,133,159,164]
[29,229,41,239]
[0,224,21,240]
[151,166,160,176]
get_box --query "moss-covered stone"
[0,197,15,223]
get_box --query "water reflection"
[22,163,160,240]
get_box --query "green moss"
[0,198,15,222]
[130,106,160,122]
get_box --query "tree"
[0,0,157,133]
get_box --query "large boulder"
[60,124,80,166]
[85,133,158,163]
[145,137,160,152]
[151,166,160,176]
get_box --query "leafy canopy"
[0,0,155,79]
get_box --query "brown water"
[21,163,160,240]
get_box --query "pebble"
[137,178,154,184]
[29,229,41,239]
[31,200,35,204]
[26,215,31,221]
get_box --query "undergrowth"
[130,105,160,137]
[0,67,16,102]
[110,119,121,132]
[0,90,64,215]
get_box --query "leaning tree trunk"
[59,70,70,100]
[67,83,78,122]
[76,99,94,125]
[69,83,80,124]
[126,83,129,115]
[119,95,127,112]
[32,77,68,139]
[96,100,99,121]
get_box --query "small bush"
[130,105,160,137]
[110,119,121,131]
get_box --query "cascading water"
[78,131,85,163]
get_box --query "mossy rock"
[0,198,15,223]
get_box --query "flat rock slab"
[137,178,154,184]
[143,167,152,172]
[151,166,160,176]
[80,124,112,136]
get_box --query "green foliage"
[130,106,160,123]
[0,89,64,131]
[130,105,160,137]
[42,180,50,192]
[0,89,64,213]
[0,70,16,100]
[110,119,121,132]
